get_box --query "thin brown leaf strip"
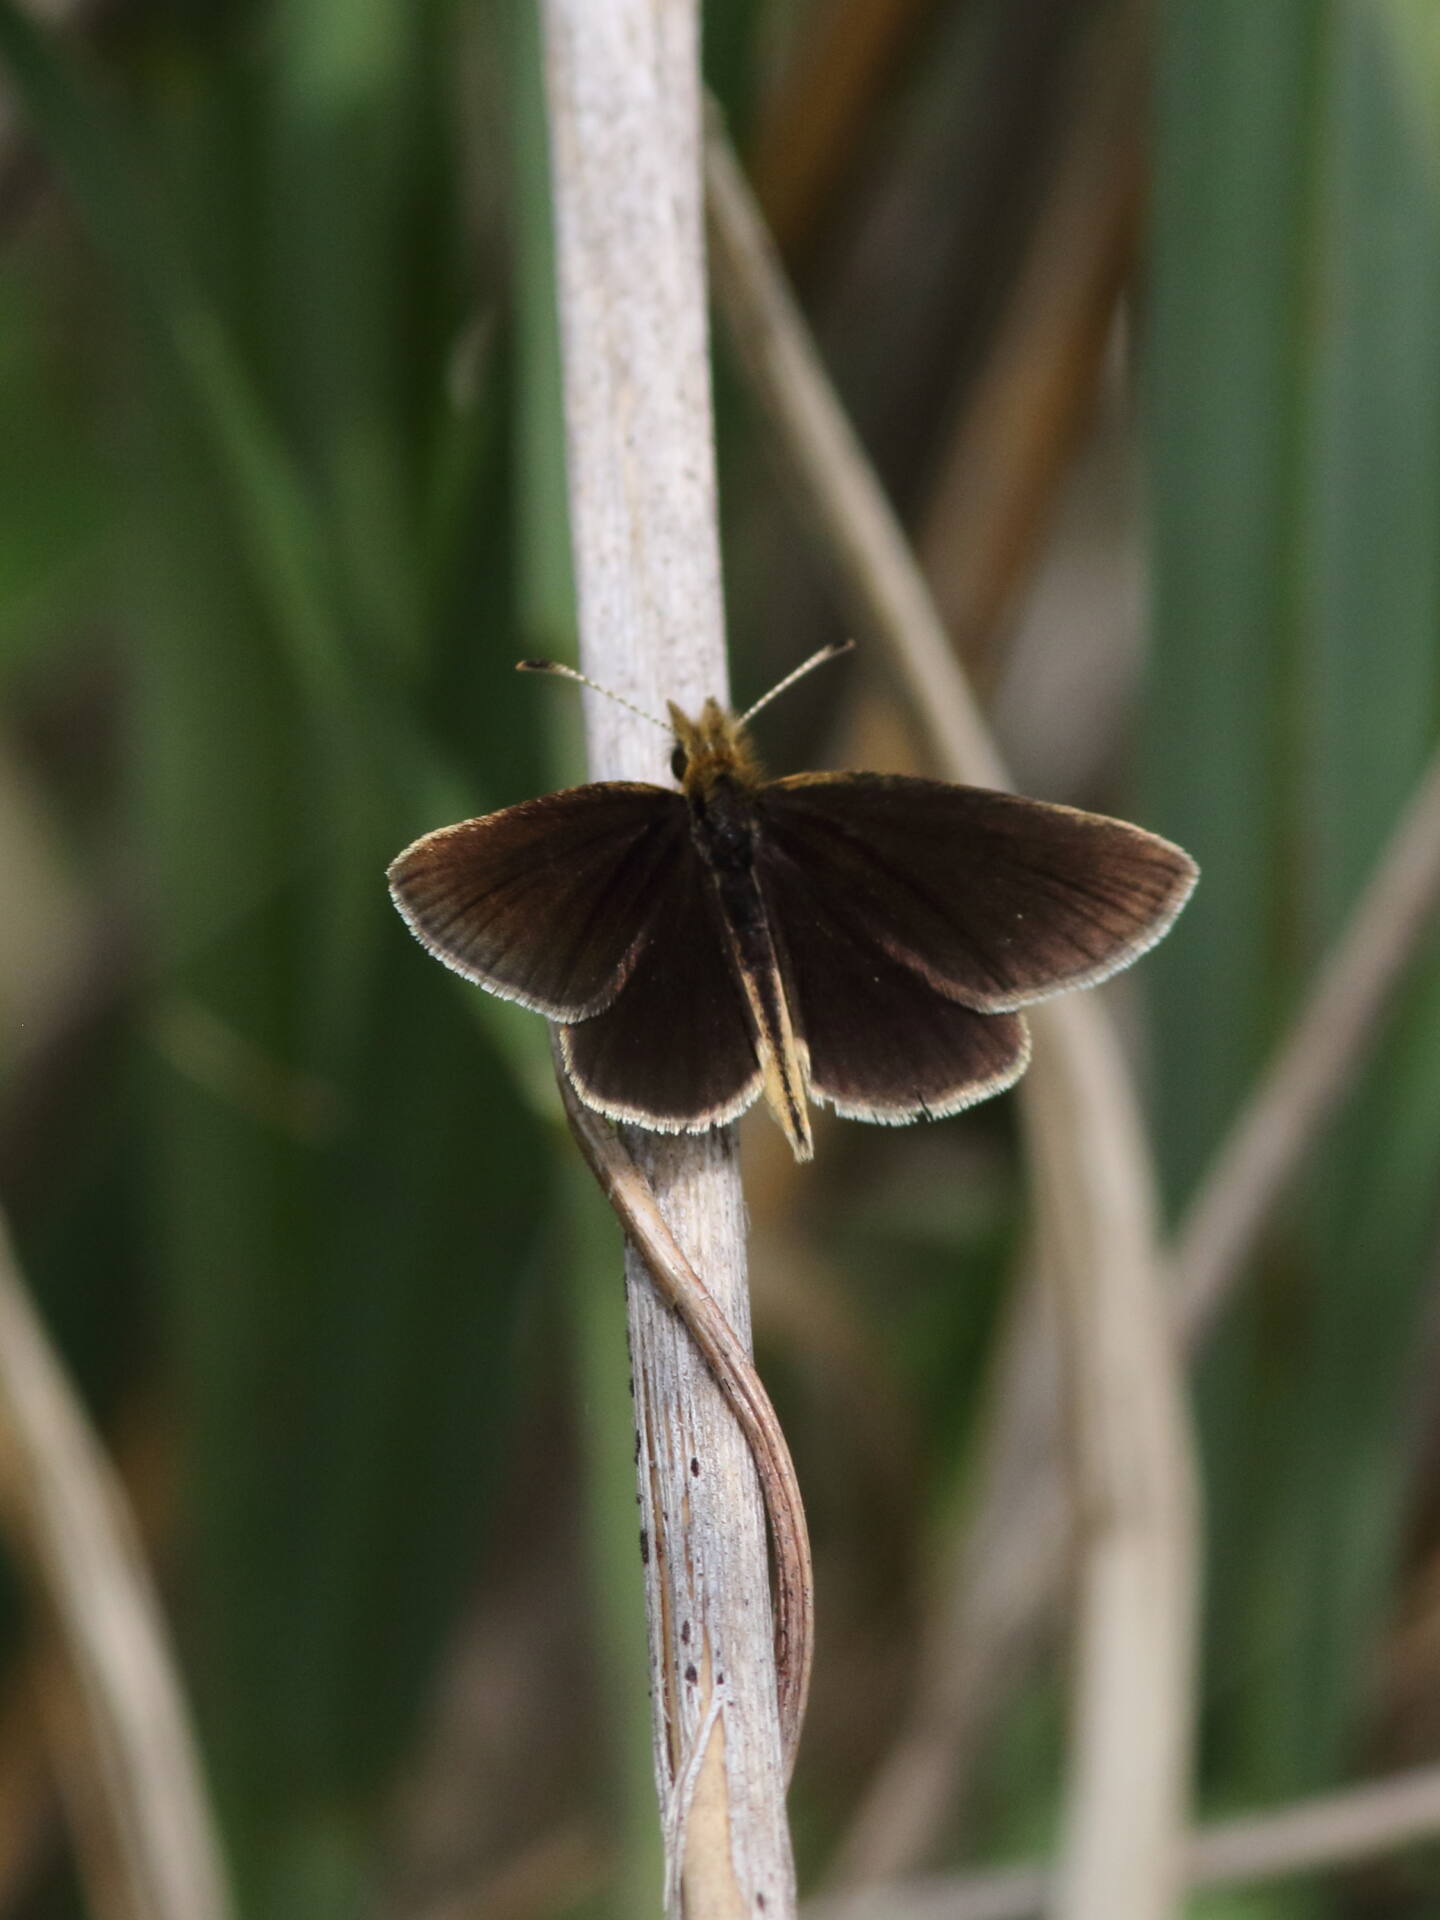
[554,1034,815,1777]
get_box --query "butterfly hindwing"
[561,835,764,1131]
[755,837,1030,1121]
[756,773,1197,1013]
[388,783,687,1020]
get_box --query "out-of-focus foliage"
[0,1,1436,1917]
[1148,6,1440,1909]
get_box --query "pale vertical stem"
[1022,1004,1197,1920]
[540,8,794,1916]
[704,119,1195,1920]
[0,1212,234,1920]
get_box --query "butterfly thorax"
[670,699,765,886]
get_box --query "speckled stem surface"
[541,6,794,1915]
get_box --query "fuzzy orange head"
[667,698,764,794]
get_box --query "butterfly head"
[667,698,763,796]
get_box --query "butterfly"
[387,648,1197,1162]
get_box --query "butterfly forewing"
[388,783,686,1020]
[561,836,764,1131]
[756,773,1197,1014]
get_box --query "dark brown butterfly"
[388,649,1197,1162]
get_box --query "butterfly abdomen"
[687,775,813,1159]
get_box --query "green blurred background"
[0,0,1439,1915]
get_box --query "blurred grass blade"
[0,0,351,716]
[1149,0,1440,1822]
[0,1208,234,1920]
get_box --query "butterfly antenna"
[516,659,670,733]
[738,640,856,727]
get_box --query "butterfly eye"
[670,744,688,781]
